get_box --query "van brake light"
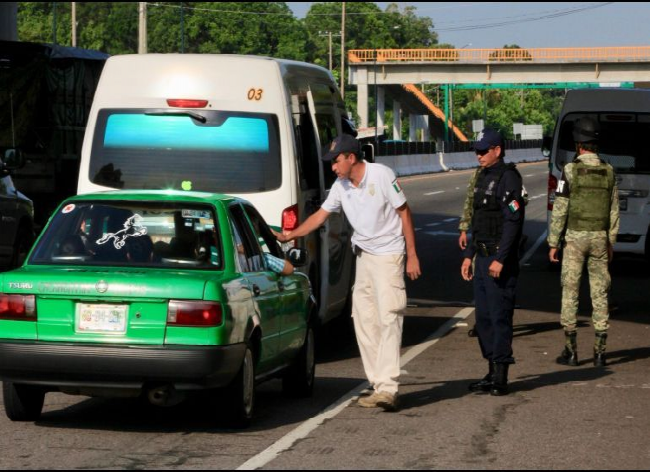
[548,174,558,211]
[167,99,209,109]
[0,294,37,321]
[282,205,299,232]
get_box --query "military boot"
[557,330,578,366]
[468,362,494,393]
[594,331,608,367]
[490,363,509,396]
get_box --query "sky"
[285,2,649,49]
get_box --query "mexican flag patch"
[508,200,520,213]
[392,179,403,194]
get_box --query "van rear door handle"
[252,284,261,297]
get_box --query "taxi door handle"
[252,284,261,297]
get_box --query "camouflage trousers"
[561,234,611,332]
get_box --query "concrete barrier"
[376,153,444,177]
[377,149,545,177]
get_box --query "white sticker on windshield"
[182,209,211,219]
[96,214,148,250]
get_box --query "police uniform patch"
[508,200,520,213]
[392,179,403,194]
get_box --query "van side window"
[310,83,341,189]
[316,112,339,189]
[295,100,320,191]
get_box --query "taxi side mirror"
[287,247,308,267]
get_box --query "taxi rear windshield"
[557,112,650,174]
[89,110,281,193]
[29,201,224,270]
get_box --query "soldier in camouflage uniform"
[459,168,481,337]
[459,168,482,250]
[548,116,619,367]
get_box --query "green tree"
[18,2,309,58]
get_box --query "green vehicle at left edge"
[0,190,316,427]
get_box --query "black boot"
[557,330,578,366]
[594,331,608,367]
[490,363,509,396]
[469,362,494,392]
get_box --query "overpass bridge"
[348,46,650,141]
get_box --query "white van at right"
[546,89,650,259]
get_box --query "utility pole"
[318,31,341,71]
[52,2,57,45]
[71,2,76,47]
[138,2,147,54]
[180,2,185,53]
[340,2,346,98]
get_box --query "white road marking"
[424,191,445,196]
[236,307,475,470]
[424,231,459,238]
[529,193,547,200]
[520,230,548,266]
[443,218,458,223]
[426,222,441,227]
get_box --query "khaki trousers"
[352,252,406,395]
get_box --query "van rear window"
[557,113,650,174]
[90,110,281,193]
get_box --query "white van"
[545,89,650,259]
[77,54,356,323]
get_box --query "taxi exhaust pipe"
[147,385,184,407]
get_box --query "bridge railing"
[376,139,543,156]
[349,47,650,64]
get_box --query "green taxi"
[0,191,315,426]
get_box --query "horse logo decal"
[96,214,148,250]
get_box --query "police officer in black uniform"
[461,128,526,396]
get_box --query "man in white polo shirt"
[273,134,421,411]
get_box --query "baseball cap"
[473,127,504,152]
[321,134,360,161]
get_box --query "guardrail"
[349,47,650,64]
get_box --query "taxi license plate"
[76,304,128,334]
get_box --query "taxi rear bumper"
[0,340,246,390]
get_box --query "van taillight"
[166,99,208,108]
[548,174,558,211]
[167,301,222,327]
[282,205,299,232]
[0,294,36,321]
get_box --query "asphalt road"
[1,162,648,470]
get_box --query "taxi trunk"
[6,267,225,346]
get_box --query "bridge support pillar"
[356,69,369,129]
[393,100,402,140]
[376,86,385,136]
[409,115,418,142]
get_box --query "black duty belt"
[476,242,499,257]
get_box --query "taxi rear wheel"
[224,346,255,428]
[282,325,316,398]
[3,382,45,421]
